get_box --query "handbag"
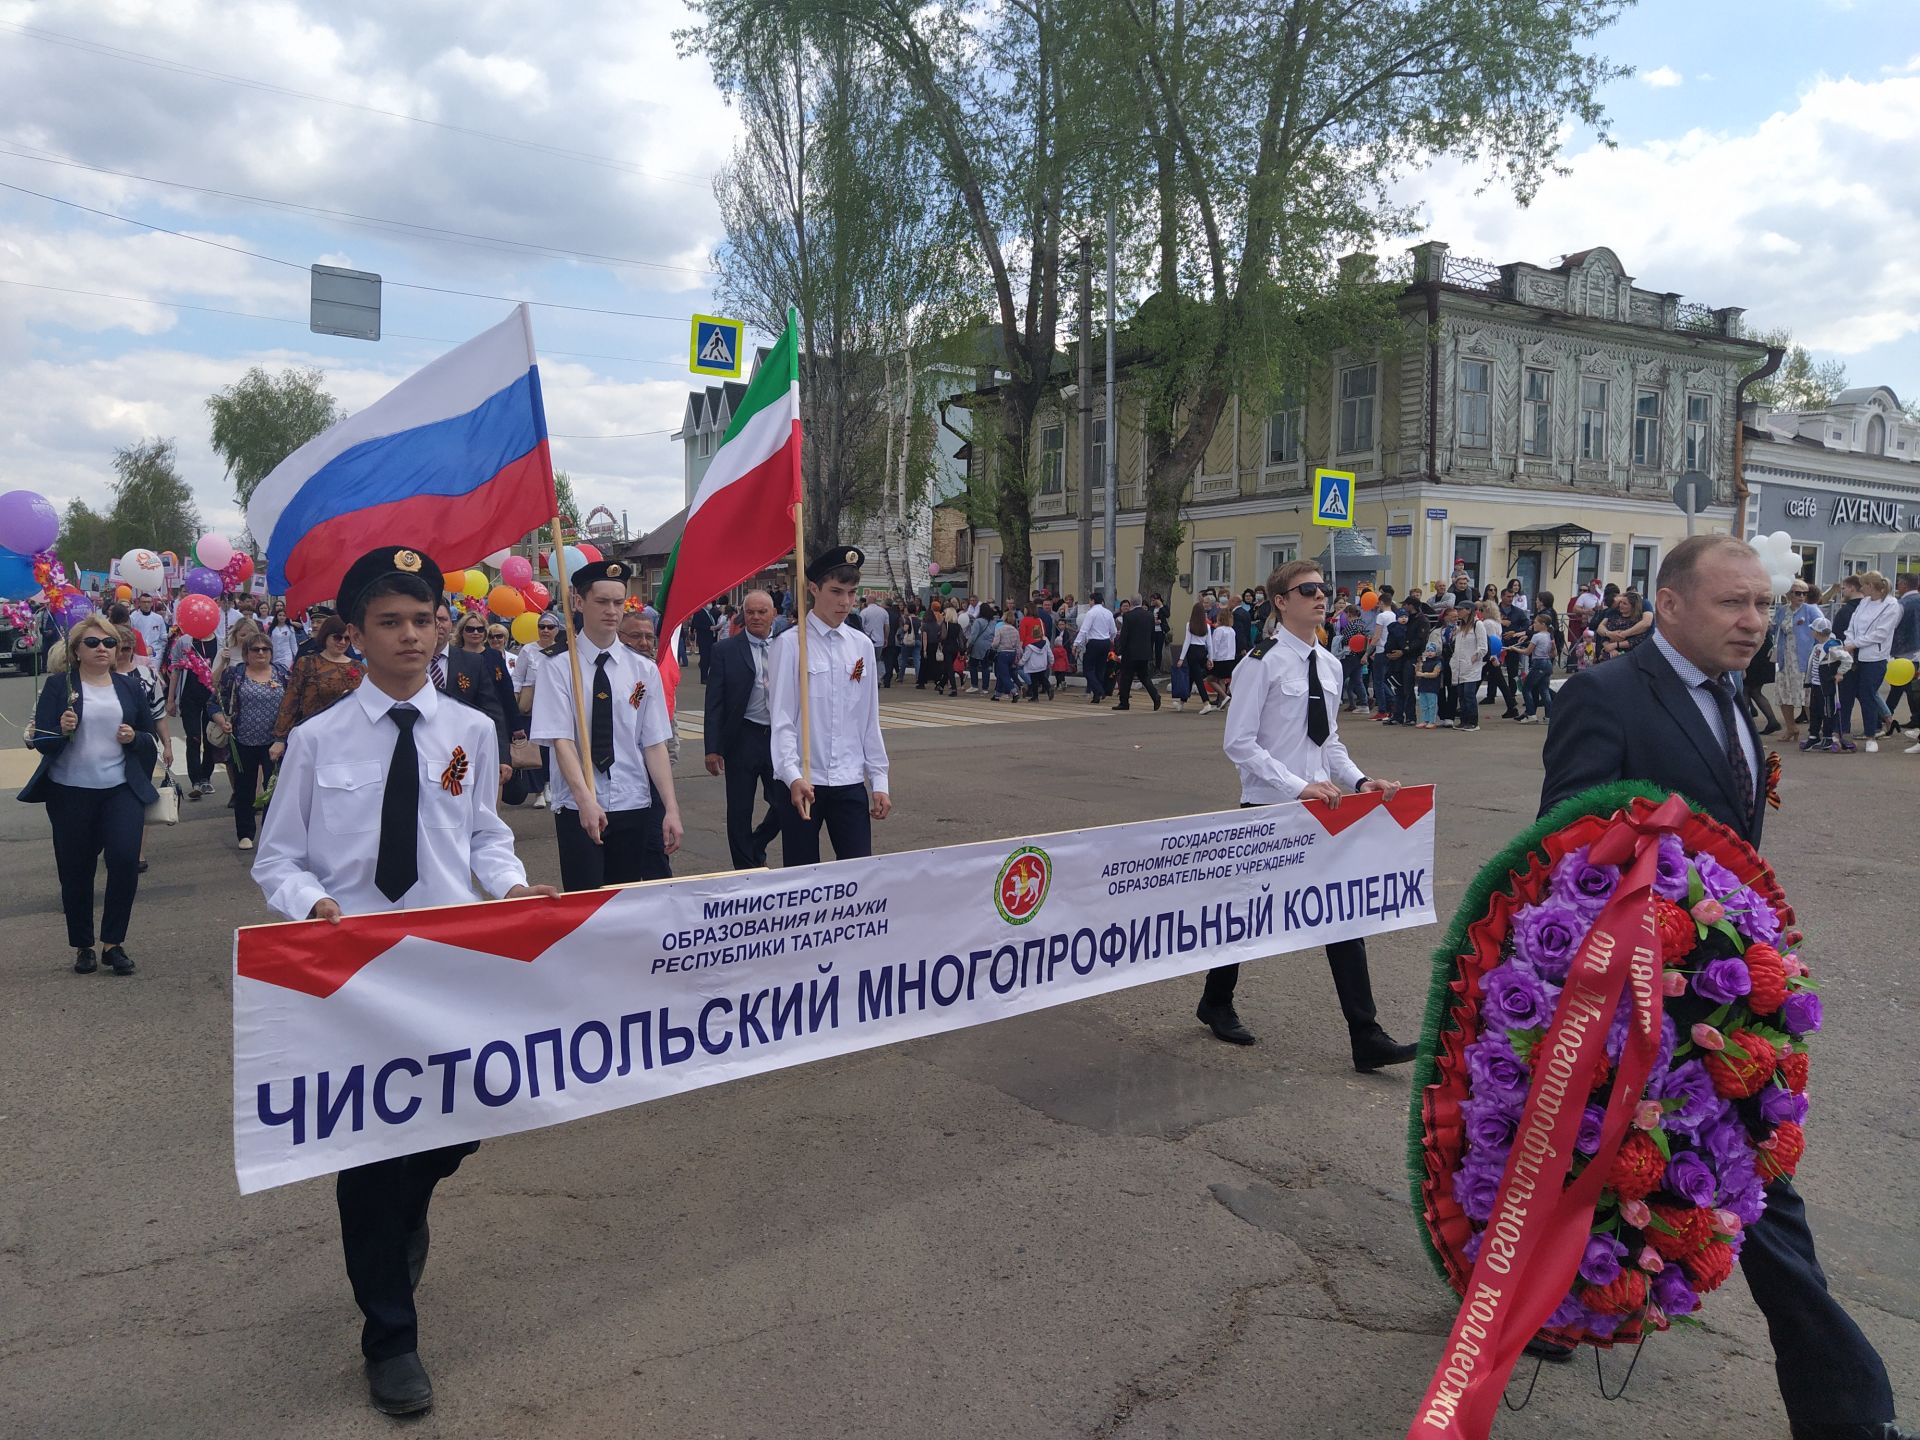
[147,769,180,826]
[509,736,543,769]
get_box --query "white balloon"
[483,548,511,569]
[119,547,167,595]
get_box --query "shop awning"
[1507,522,1596,575]
[1312,528,1384,574]
[1839,530,1920,555]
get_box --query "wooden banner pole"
[550,516,595,803]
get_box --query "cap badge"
[606,562,623,579]
[394,549,422,573]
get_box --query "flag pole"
[789,305,811,820]
[550,516,595,805]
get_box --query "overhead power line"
[0,19,718,190]
[0,179,699,323]
[0,143,719,277]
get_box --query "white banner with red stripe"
[233,788,1437,1193]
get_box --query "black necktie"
[1305,651,1330,746]
[591,652,615,773]
[1701,677,1754,825]
[375,706,420,902]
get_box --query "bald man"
[703,590,783,868]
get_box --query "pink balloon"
[501,555,533,588]
[928,562,941,577]
[196,532,234,570]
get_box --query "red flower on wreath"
[1645,1201,1713,1262]
[1653,898,1697,965]
[1582,1269,1648,1314]
[1705,1029,1777,1098]
[1682,1239,1738,1294]
[1607,1131,1666,1202]
[1743,943,1789,1015]
[1779,1052,1809,1094]
[1759,1120,1805,1180]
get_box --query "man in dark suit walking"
[704,589,783,869]
[1542,534,1912,1440]
[1111,593,1161,711]
[689,601,718,683]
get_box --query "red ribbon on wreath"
[1407,795,1690,1440]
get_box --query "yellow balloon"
[1888,657,1916,689]
[462,568,489,599]
[488,584,526,617]
[510,611,540,644]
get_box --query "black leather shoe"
[73,947,97,975]
[1352,1029,1417,1072]
[103,946,135,977]
[1522,1336,1575,1364]
[406,1222,430,1290]
[366,1352,433,1416]
[1111,703,1130,710]
[1196,1001,1257,1045]
[1151,695,1161,711]
[1790,1424,1920,1440]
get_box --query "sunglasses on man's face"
[1284,582,1331,598]
[79,636,118,650]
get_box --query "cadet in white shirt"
[250,545,557,1419]
[1200,560,1420,1074]
[532,559,681,891]
[1077,591,1117,702]
[768,544,891,865]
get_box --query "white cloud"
[1404,70,1920,360]
[1641,65,1684,89]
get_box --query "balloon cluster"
[1751,531,1801,598]
[445,550,562,644]
[0,488,61,604]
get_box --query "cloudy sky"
[2,0,1916,552]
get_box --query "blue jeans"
[994,650,1016,695]
[1416,692,1438,725]
[1456,684,1479,728]
[1524,658,1554,718]
[1839,657,1887,736]
[1372,656,1393,713]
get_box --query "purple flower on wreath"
[1546,1293,1585,1329]
[1654,1012,1678,1074]
[1693,956,1753,1006]
[1605,991,1634,1063]
[1579,1234,1627,1285]
[1652,1264,1700,1318]
[1454,1152,1506,1224]
[1782,990,1824,1036]
[1466,1035,1530,1102]
[1760,1086,1810,1127]
[1665,1149,1718,1207]
[1462,1096,1521,1153]
[1728,1177,1768,1227]
[1653,834,1691,901]
[1584,1309,1625,1339]
[1551,846,1621,916]
[1576,1104,1607,1155]
[1461,1229,1485,1263]
[1483,964,1556,1032]
[1694,853,1745,901]
[1514,899,1589,982]
[1730,889,1782,945]
[1655,1061,1720,1138]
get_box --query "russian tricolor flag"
[249,305,557,612]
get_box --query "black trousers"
[553,804,669,891]
[1392,658,1418,723]
[45,781,143,949]
[1083,638,1112,698]
[230,741,273,841]
[337,1141,480,1360]
[1481,658,1517,713]
[1114,655,1159,707]
[180,691,215,787]
[775,782,871,866]
[722,722,783,870]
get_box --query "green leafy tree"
[106,438,201,559]
[554,471,581,530]
[206,366,341,512]
[1744,327,1848,412]
[55,498,116,573]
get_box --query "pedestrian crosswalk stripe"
[674,695,1083,739]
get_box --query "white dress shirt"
[1078,603,1116,643]
[251,677,525,921]
[1222,626,1365,803]
[769,611,890,792]
[1651,630,1758,784]
[513,645,543,695]
[1846,595,1899,662]
[51,676,127,789]
[531,633,671,814]
[1206,623,1237,663]
[130,609,169,666]
[744,633,773,726]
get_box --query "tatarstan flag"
[655,311,800,639]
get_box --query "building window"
[1574,543,1601,588]
[1338,364,1376,455]
[1090,422,1106,497]
[1266,402,1301,466]
[1040,423,1064,494]
[1867,413,1887,456]
[1633,388,1662,468]
[1194,543,1234,589]
[1453,534,1486,591]
[1258,538,1300,580]
[1090,554,1107,591]
[1790,542,1820,584]
[1035,556,1062,596]
[1458,360,1490,449]
[1631,543,1658,595]
[1684,393,1712,473]
[1580,378,1608,461]
[1521,369,1552,456]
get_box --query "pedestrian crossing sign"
[690,313,745,377]
[1312,468,1355,528]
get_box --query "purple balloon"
[184,566,225,598]
[0,490,58,556]
[56,593,95,629]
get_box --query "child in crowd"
[1803,616,1850,752]
[1019,635,1052,701]
[1415,641,1443,728]
[1520,615,1556,723]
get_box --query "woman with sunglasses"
[209,633,289,850]
[450,610,517,790]
[19,614,161,975]
[514,612,563,806]
[271,616,363,765]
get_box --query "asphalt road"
[2,672,1915,1439]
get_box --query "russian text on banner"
[247,304,557,613]
[234,787,1438,1194]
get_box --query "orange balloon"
[1360,591,1379,611]
[113,583,133,602]
[488,585,527,617]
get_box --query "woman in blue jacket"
[18,613,160,975]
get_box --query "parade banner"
[234,787,1438,1193]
